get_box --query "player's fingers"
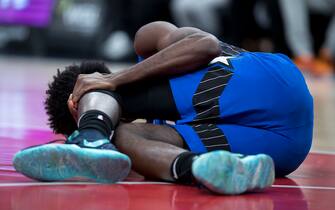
[72,81,84,103]
[72,75,113,102]
[72,74,89,103]
[67,97,78,121]
[68,93,73,102]
[68,94,78,109]
[72,74,100,103]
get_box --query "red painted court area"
[0,57,334,210]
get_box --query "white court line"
[0,181,172,187]
[1,182,335,190]
[120,181,172,185]
[271,185,335,190]
[0,182,99,187]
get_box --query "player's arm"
[113,21,221,85]
[133,21,204,57]
[71,21,221,103]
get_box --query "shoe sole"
[192,151,275,194]
[13,144,131,183]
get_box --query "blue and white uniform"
[168,42,313,176]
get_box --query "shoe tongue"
[80,129,108,141]
[101,143,117,150]
[67,129,116,150]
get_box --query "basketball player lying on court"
[13,21,313,195]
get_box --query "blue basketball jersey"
[168,51,313,132]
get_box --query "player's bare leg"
[114,123,275,194]
[115,123,186,181]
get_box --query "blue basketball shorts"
[169,51,313,176]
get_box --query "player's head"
[45,61,110,136]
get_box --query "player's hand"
[71,72,116,104]
[67,94,78,121]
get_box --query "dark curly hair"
[45,61,111,136]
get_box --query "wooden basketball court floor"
[0,56,334,210]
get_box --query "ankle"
[78,110,114,140]
[171,152,198,184]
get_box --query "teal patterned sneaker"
[192,150,275,194]
[13,131,131,183]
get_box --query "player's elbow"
[192,34,221,60]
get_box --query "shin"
[77,90,122,138]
